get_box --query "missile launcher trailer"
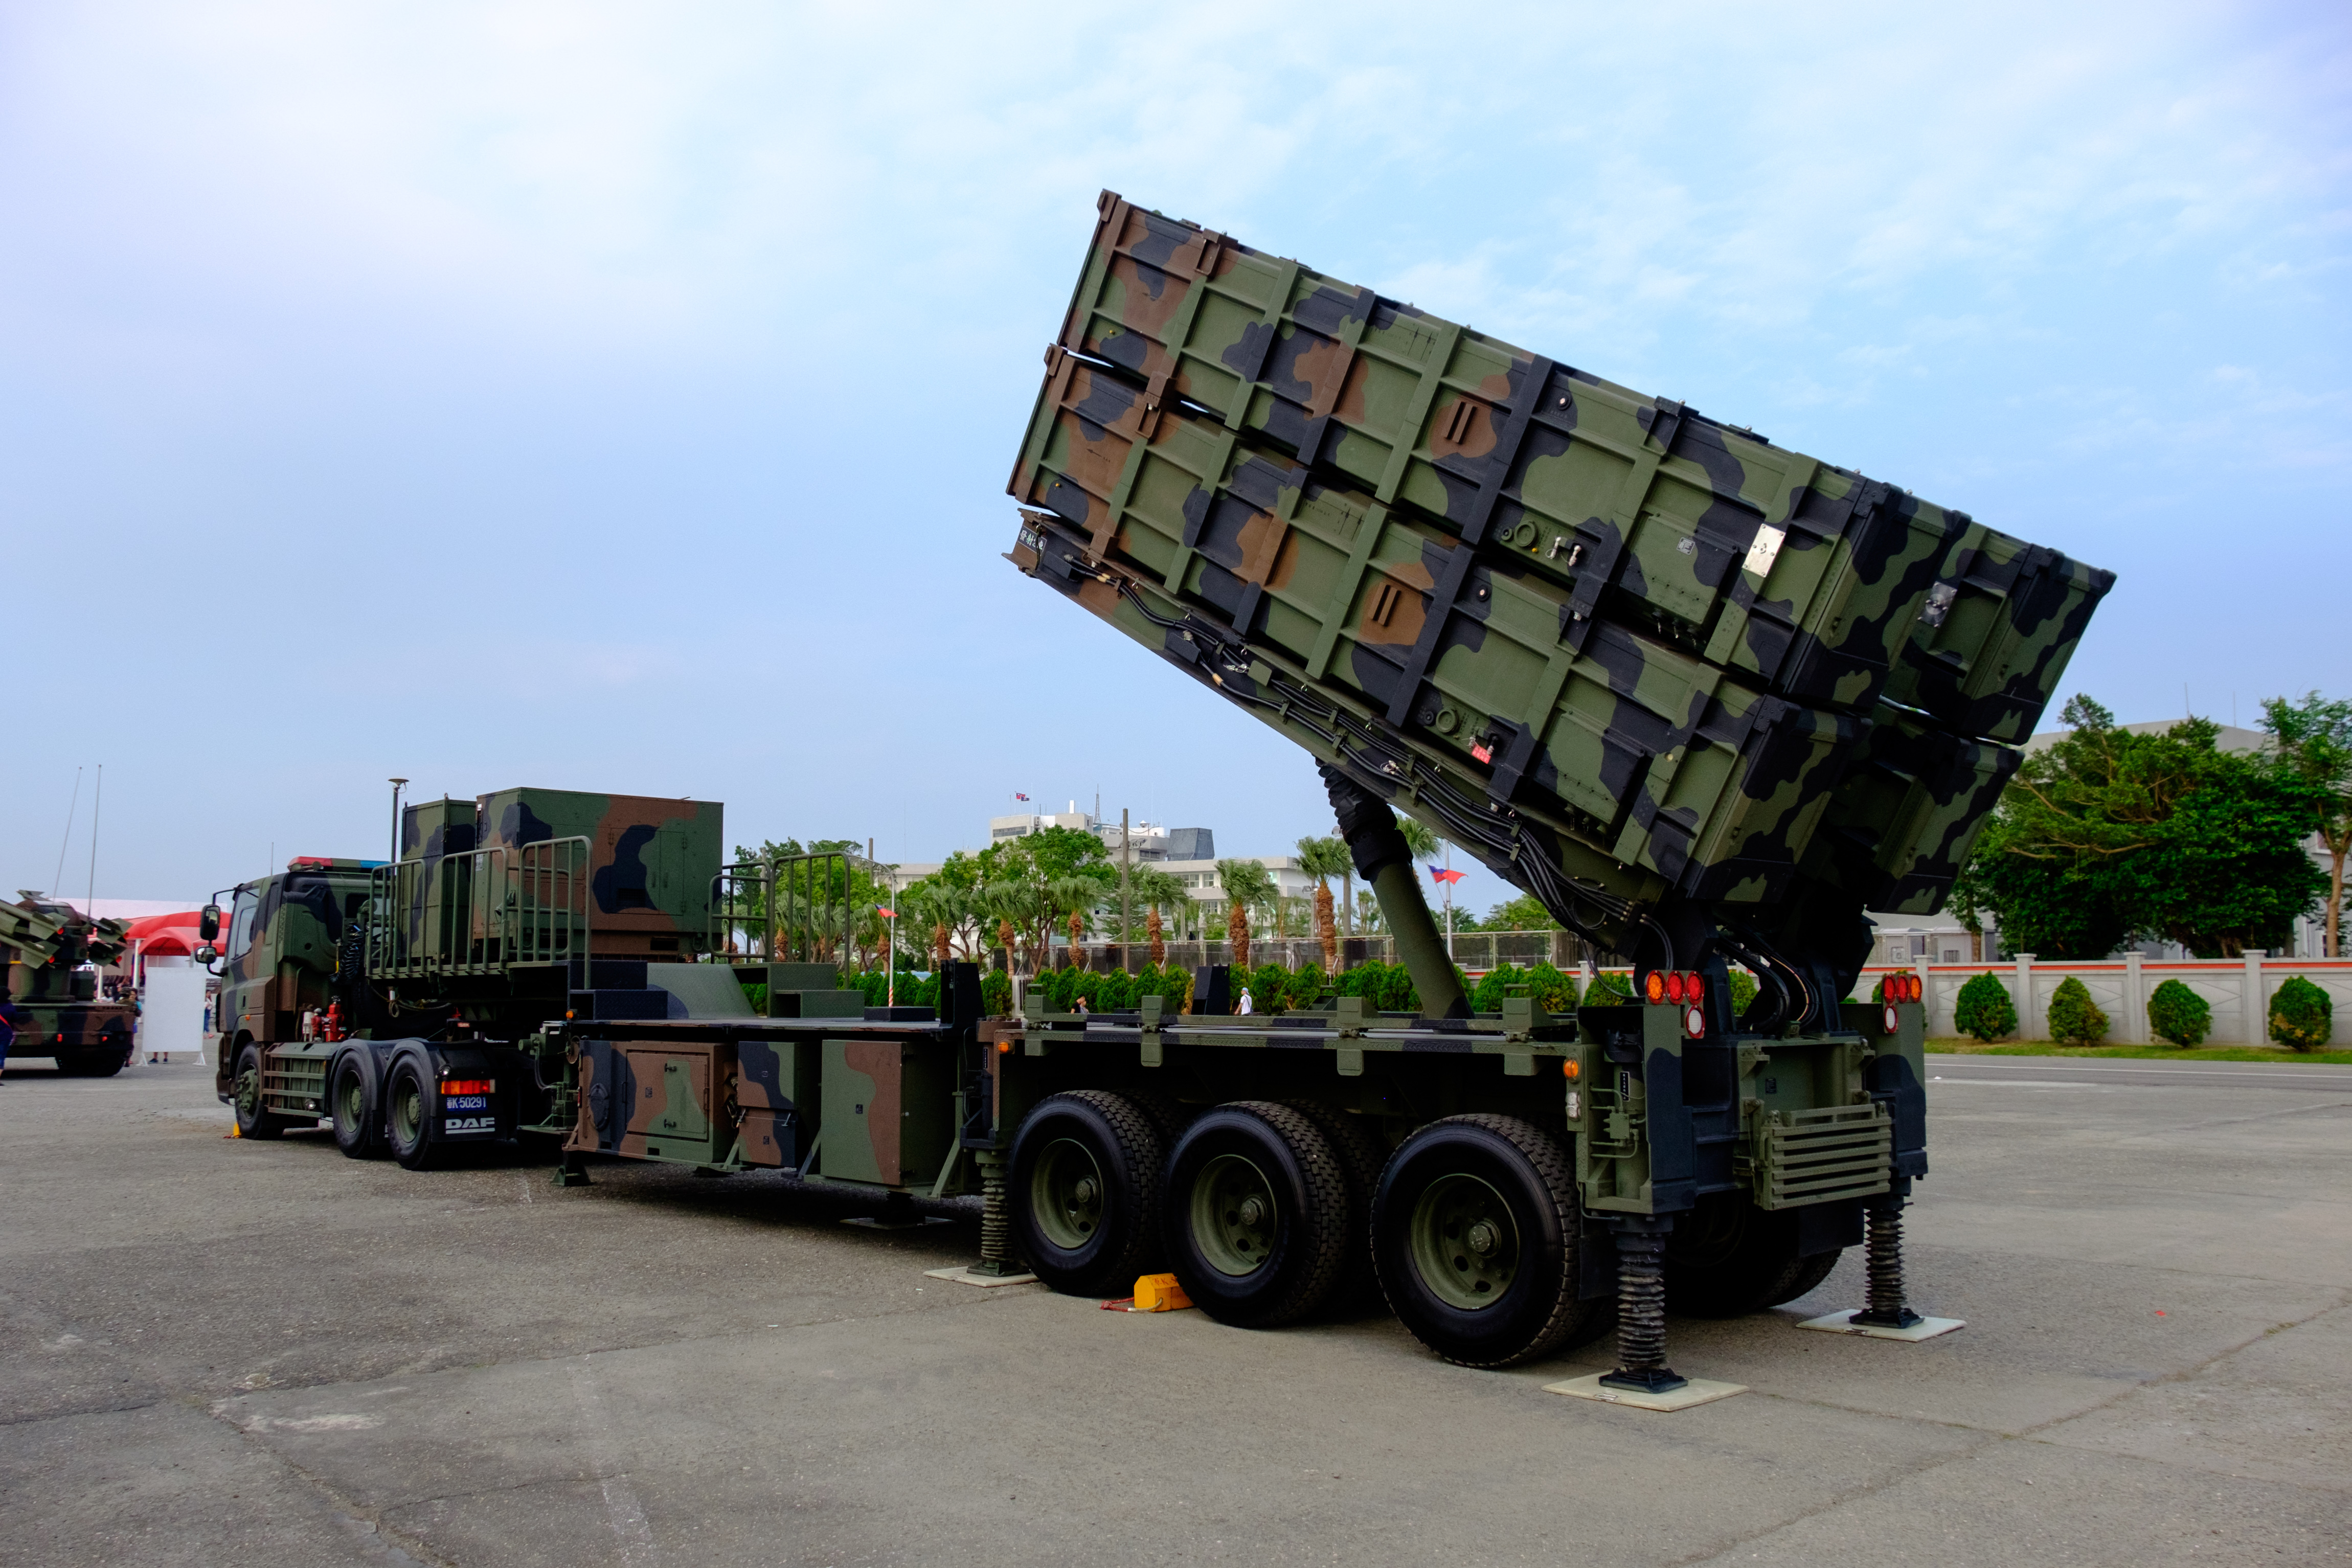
[1004,192,2113,1387]
[2,894,134,1076]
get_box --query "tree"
[2261,692,2351,957]
[1215,859,1270,971]
[1482,892,1561,933]
[1398,816,1440,862]
[1297,834,1354,939]
[1954,697,2328,958]
[973,828,1118,973]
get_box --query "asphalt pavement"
[3,1053,2347,1567]
[1926,1053,2352,1092]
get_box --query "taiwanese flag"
[1014,792,1030,801]
[1428,866,1465,885]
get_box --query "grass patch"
[1927,1038,2352,1065]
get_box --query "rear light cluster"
[1886,973,1923,1003]
[439,1078,494,1096]
[1641,970,1708,1006]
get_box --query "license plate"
[443,1094,489,1112]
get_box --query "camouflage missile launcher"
[2,894,134,1076]
[1011,191,2112,1009]
[993,192,2109,1387]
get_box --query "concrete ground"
[2,1053,2346,1568]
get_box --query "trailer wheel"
[1163,1102,1347,1329]
[232,1045,289,1140]
[1664,1192,1837,1316]
[1009,1090,1165,1298]
[1371,1115,1593,1368]
[383,1058,446,1172]
[330,1055,385,1161]
[1280,1100,1387,1315]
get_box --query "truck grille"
[1752,1104,1891,1209]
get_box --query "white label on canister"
[1744,524,1785,578]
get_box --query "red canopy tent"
[121,911,210,960]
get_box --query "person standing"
[1237,986,1254,1016]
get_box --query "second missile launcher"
[1011,192,2110,1014]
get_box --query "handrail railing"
[367,835,592,978]
[705,850,857,966]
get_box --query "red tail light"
[440,1079,494,1096]
[1664,970,1687,1004]
[1684,971,1704,1005]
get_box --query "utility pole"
[388,779,408,864]
[1120,807,1133,956]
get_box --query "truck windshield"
[227,889,261,960]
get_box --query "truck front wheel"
[331,1055,386,1160]
[1371,1116,1595,1368]
[232,1045,290,1140]
[1008,1090,1165,1298]
[383,1058,446,1172]
[1162,1102,1347,1329]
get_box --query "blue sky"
[4,1,2346,920]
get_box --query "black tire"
[330,1054,386,1161]
[1162,1101,1348,1329]
[1766,1248,1843,1308]
[232,1044,289,1141]
[1122,1084,1192,1156]
[383,1057,446,1172]
[1664,1192,1836,1316]
[1371,1115,1595,1368]
[1008,1090,1166,1298]
[1281,1099,1387,1316]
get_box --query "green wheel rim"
[391,1075,423,1148]
[337,1072,366,1132]
[1409,1173,1519,1311]
[235,1059,262,1122]
[1031,1137,1106,1252]
[1191,1153,1278,1278]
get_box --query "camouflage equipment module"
[1,893,133,1076]
[1012,191,2113,1017]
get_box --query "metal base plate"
[1542,1374,1747,1411]
[922,1265,1038,1287]
[1796,1308,1966,1341]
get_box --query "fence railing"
[1045,929,1617,974]
[367,836,591,978]
[710,851,862,965]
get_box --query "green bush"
[1524,961,1580,1014]
[740,981,769,1015]
[1335,961,1419,1013]
[980,968,1012,1017]
[2046,975,2110,1044]
[1587,970,1636,1003]
[2145,979,2211,1047]
[1469,963,1527,1013]
[1729,968,1758,1019]
[2269,975,2334,1050]
[1953,972,2017,1042]
[1284,961,1329,1013]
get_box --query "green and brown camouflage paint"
[1011,192,2113,978]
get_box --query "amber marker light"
[1643,970,1667,1004]
[997,1040,1012,1054]
[1563,1059,1580,1080]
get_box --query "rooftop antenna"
[389,778,408,863]
[85,765,102,922]
[53,765,82,895]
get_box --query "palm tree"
[1296,834,1351,965]
[1047,875,1112,971]
[1398,816,1441,862]
[1214,859,1273,971]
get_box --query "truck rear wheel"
[232,1044,289,1140]
[383,1058,446,1172]
[1162,1102,1347,1329]
[1008,1090,1165,1298]
[331,1055,385,1160]
[1664,1192,1840,1316]
[1371,1115,1594,1368]
[1280,1100,1386,1315]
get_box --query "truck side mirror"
[196,943,217,968]
[199,904,220,942]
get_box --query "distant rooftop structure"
[985,802,1209,865]
[2025,719,2268,755]
[1163,827,1214,861]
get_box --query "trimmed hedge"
[1954,972,2018,1042]
[2046,975,2110,1044]
[2146,979,2211,1047]
[2269,975,2334,1050]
